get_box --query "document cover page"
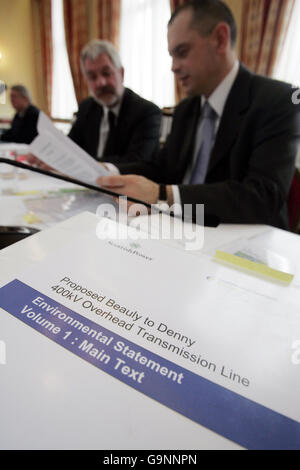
[0,213,299,450]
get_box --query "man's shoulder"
[77,96,97,110]
[237,64,296,107]
[253,72,293,97]
[173,95,199,119]
[75,97,101,120]
[123,88,161,114]
[26,104,40,117]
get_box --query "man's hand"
[99,162,110,171]
[97,174,160,205]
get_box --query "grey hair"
[11,84,32,102]
[80,40,122,73]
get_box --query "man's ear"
[121,66,125,81]
[212,22,231,54]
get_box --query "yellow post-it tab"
[214,250,294,284]
[23,212,42,225]
[15,190,40,196]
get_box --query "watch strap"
[158,184,167,201]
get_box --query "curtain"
[274,0,300,86]
[51,0,78,119]
[240,0,295,76]
[63,0,89,105]
[288,169,300,233]
[96,0,121,48]
[120,0,174,108]
[31,0,53,116]
[169,0,189,103]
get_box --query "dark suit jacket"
[0,104,39,144]
[68,88,161,164]
[118,65,300,229]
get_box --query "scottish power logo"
[107,240,153,262]
[95,197,205,251]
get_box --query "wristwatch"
[157,184,167,203]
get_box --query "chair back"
[160,107,174,146]
[288,168,300,233]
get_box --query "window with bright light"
[120,0,175,108]
[51,0,77,121]
[273,1,300,87]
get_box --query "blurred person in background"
[0,85,39,144]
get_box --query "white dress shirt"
[96,90,124,162]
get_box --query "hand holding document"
[28,112,109,185]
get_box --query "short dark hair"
[168,0,237,48]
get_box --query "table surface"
[0,163,113,230]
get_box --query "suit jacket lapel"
[89,102,102,157]
[103,113,116,156]
[103,88,129,157]
[177,98,200,173]
[208,64,253,174]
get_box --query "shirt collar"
[103,87,125,120]
[18,104,30,118]
[202,60,239,117]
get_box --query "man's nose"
[171,58,179,74]
[95,74,107,88]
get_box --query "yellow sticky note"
[23,212,42,225]
[214,250,294,284]
[15,190,40,196]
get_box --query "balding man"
[1,85,39,144]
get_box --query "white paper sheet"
[29,112,109,184]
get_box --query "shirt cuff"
[171,185,183,217]
[104,163,120,174]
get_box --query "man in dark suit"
[0,85,39,144]
[69,40,161,165]
[98,0,300,229]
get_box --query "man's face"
[10,90,29,112]
[83,53,124,107]
[168,9,218,97]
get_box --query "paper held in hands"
[28,111,109,185]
